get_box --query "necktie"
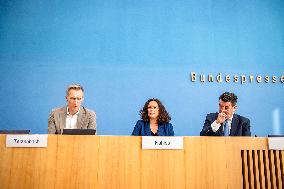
[223,120,229,136]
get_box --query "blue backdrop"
[0,0,283,136]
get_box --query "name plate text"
[142,136,183,149]
[268,137,284,150]
[6,135,48,148]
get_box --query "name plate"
[6,135,48,148]
[142,136,183,149]
[268,137,284,150]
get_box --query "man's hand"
[216,110,227,124]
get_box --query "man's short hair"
[219,92,238,106]
[66,84,84,96]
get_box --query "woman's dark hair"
[140,98,171,124]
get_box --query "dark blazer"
[200,113,251,136]
[132,120,174,136]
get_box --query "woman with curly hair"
[131,98,174,136]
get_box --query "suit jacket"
[48,106,96,134]
[131,120,174,136]
[200,113,251,136]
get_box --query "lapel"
[157,123,164,136]
[77,107,85,129]
[230,115,239,136]
[59,107,67,133]
[145,122,152,136]
[220,122,225,135]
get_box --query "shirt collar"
[67,107,80,116]
[227,113,234,122]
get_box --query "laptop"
[268,135,284,137]
[0,130,30,134]
[62,129,96,135]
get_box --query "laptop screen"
[268,135,284,137]
[0,130,30,134]
[62,129,96,135]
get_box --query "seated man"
[48,84,96,134]
[200,92,251,136]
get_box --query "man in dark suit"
[200,92,251,136]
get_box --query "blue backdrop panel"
[0,0,283,136]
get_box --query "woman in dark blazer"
[132,98,174,136]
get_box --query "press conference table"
[0,135,283,189]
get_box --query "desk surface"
[0,135,282,189]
